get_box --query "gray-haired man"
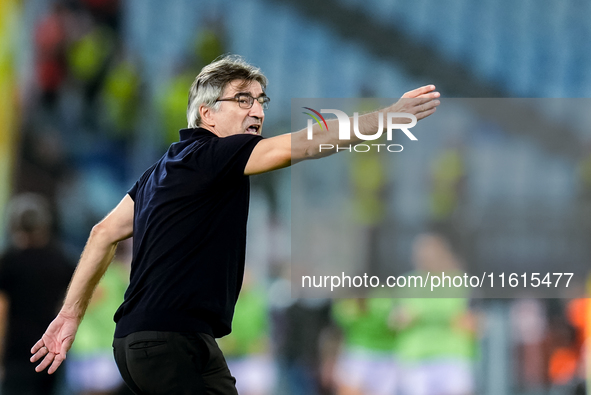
[31,55,440,394]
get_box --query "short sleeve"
[199,134,263,181]
[127,183,138,201]
[127,162,158,201]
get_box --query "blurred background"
[1,0,591,394]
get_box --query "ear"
[199,104,215,127]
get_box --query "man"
[31,55,440,394]
[0,193,73,395]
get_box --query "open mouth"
[245,125,261,134]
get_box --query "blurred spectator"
[0,193,74,395]
[577,145,591,258]
[79,0,121,31]
[34,3,68,108]
[547,299,588,394]
[15,125,68,220]
[66,240,131,395]
[159,27,226,145]
[159,70,196,145]
[565,299,587,362]
[392,233,477,395]
[428,142,465,250]
[332,298,398,395]
[271,292,334,395]
[348,120,388,276]
[217,272,276,395]
[577,143,591,206]
[67,22,116,106]
[193,25,226,66]
[99,52,141,143]
[510,299,547,392]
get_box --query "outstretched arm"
[30,194,134,374]
[244,85,440,175]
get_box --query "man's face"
[205,79,265,137]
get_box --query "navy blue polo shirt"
[114,128,263,338]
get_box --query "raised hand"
[30,312,79,374]
[391,85,441,121]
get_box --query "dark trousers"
[113,331,238,395]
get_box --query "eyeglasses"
[216,93,270,110]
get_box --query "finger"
[415,107,437,121]
[31,339,45,354]
[416,91,440,100]
[404,85,436,98]
[410,93,441,106]
[410,98,440,115]
[30,345,49,363]
[60,337,74,357]
[396,96,439,113]
[402,85,436,98]
[420,99,440,112]
[35,352,55,373]
[47,353,65,375]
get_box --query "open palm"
[30,313,79,374]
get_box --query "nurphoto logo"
[303,107,418,153]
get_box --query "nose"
[249,100,265,119]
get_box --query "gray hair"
[187,54,268,128]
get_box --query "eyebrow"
[236,92,267,98]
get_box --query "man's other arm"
[244,85,440,176]
[30,194,134,374]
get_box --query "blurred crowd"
[12,0,228,253]
[1,201,589,395]
[213,232,590,395]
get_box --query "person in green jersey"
[392,233,476,395]
[332,297,398,395]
